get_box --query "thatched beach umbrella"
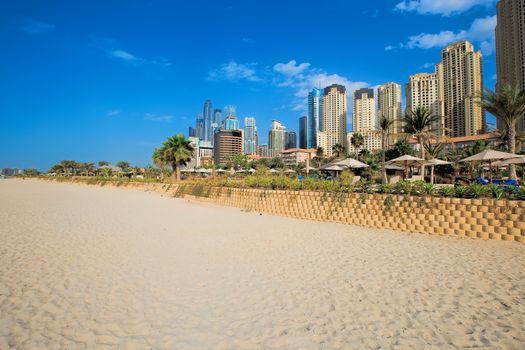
[387,155,427,180]
[460,149,520,183]
[332,157,369,169]
[424,158,451,184]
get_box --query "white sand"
[0,179,524,349]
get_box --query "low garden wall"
[44,178,525,243]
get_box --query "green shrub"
[439,186,455,197]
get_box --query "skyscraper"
[406,69,445,136]
[284,131,297,150]
[353,88,376,132]
[213,109,222,126]
[196,114,205,141]
[244,117,257,155]
[440,40,485,137]
[299,116,307,149]
[224,115,240,130]
[317,84,347,157]
[378,82,402,134]
[203,100,213,142]
[307,88,323,148]
[268,120,286,157]
[258,144,268,157]
[213,129,244,165]
[224,105,236,118]
[188,126,196,138]
[496,0,525,132]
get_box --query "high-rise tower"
[244,117,257,155]
[307,88,323,149]
[353,88,376,133]
[268,120,286,157]
[317,84,347,157]
[496,0,525,132]
[378,82,402,134]
[440,41,485,137]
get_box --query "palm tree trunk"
[418,136,425,178]
[509,125,517,180]
[381,133,387,184]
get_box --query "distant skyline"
[1,0,499,170]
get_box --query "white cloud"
[144,113,173,122]
[407,31,467,49]
[272,60,369,113]
[22,20,54,34]
[389,15,496,55]
[395,0,496,16]
[107,110,121,117]
[273,60,311,76]
[110,50,139,61]
[101,40,171,67]
[207,61,261,82]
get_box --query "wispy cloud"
[22,20,54,34]
[272,60,369,113]
[144,113,173,122]
[110,50,138,61]
[394,0,496,16]
[385,15,496,55]
[107,110,121,117]
[93,37,171,67]
[207,61,261,82]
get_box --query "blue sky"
[0,0,499,170]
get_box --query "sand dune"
[0,179,524,349]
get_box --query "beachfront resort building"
[268,120,286,157]
[280,148,316,166]
[346,130,382,153]
[213,129,244,165]
[496,0,525,133]
[440,41,485,137]
[317,84,347,157]
[307,88,323,148]
[378,82,402,134]
[353,88,376,132]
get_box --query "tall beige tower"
[268,120,285,157]
[353,88,376,132]
[378,82,402,134]
[440,40,485,137]
[496,0,525,132]
[406,67,445,136]
[318,84,347,157]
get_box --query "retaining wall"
[44,178,525,243]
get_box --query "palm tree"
[332,143,345,159]
[403,106,440,175]
[98,161,109,167]
[315,146,324,158]
[481,83,525,180]
[153,134,194,181]
[424,142,445,184]
[350,132,364,159]
[379,116,394,184]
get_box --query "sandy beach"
[0,179,524,349]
